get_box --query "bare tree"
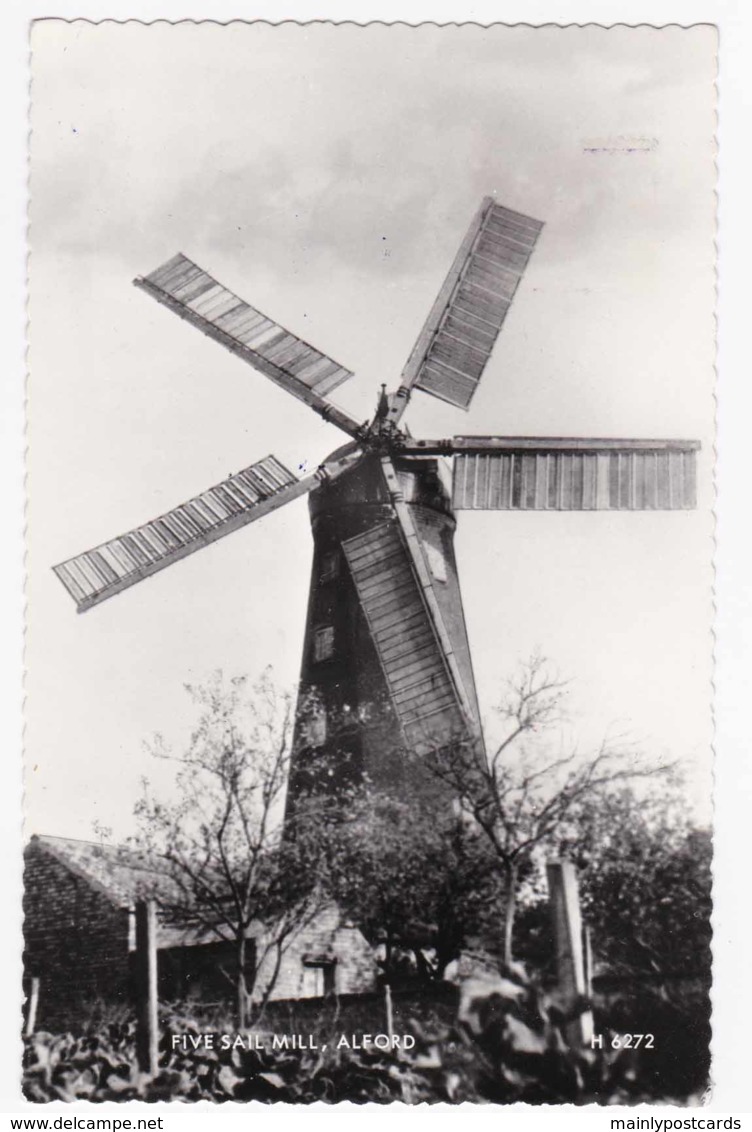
[425,654,671,967]
[132,669,329,1027]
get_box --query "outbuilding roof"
[28,834,170,908]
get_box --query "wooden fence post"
[583,923,593,999]
[384,982,395,1043]
[546,860,594,1046]
[25,977,40,1038]
[134,900,159,1076]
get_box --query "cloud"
[31,22,714,285]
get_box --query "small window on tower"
[305,705,327,747]
[320,550,340,583]
[424,542,447,583]
[313,625,335,662]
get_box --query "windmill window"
[320,550,340,583]
[424,542,447,583]
[305,706,327,747]
[313,625,335,662]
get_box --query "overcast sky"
[26,21,716,839]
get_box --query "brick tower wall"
[286,452,481,819]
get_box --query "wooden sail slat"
[397,199,543,413]
[454,282,512,326]
[342,521,467,753]
[137,253,354,400]
[464,258,519,301]
[443,309,497,349]
[355,563,409,597]
[344,527,400,564]
[420,361,478,408]
[218,306,270,339]
[54,456,311,612]
[480,227,540,258]
[378,629,436,664]
[452,445,698,510]
[430,336,489,381]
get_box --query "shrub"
[23,966,705,1104]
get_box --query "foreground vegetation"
[23,966,709,1105]
[26,663,709,1104]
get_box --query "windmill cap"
[311,451,454,521]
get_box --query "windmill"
[53,197,700,812]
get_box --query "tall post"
[384,982,394,1043]
[24,977,40,1038]
[546,861,594,1046]
[134,900,159,1076]
[583,924,593,999]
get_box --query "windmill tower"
[53,198,700,813]
[288,445,483,813]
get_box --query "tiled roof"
[29,835,172,908]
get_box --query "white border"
[2,0,749,1119]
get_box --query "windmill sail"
[54,456,314,612]
[341,521,470,755]
[448,440,699,511]
[135,254,362,440]
[397,199,543,415]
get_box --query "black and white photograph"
[22,19,716,1106]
